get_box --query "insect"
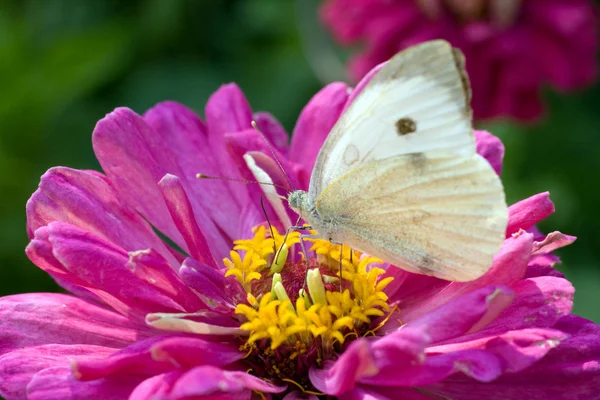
[283,40,508,282]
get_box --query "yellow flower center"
[224,225,395,391]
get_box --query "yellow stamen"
[224,250,266,291]
[228,224,395,390]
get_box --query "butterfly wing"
[309,40,473,201]
[315,153,507,281]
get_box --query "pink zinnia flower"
[321,0,599,121]
[1,68,599,399]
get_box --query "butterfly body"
[288,189,338,241]
[255,40,508,282]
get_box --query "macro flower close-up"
[321,0,599,121]
[1,56,599,399]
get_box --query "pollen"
[228,226,395,390]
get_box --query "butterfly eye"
[395,117,417,135]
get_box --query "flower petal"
[126,248,205,312]
[339,386,432,400]
[179,258,246,314]
[45,222,186,316]
[158,174,219,266]
[0,344,114,400]
[128,371,182,400]
[204,84,255,209]
[144,100,250,255]
[425,316,600,399]
[0,293,149,356]
[427,328,567,373]
[26,366,141,400]
[310,339,380,395]
[71,336,175,381]
[397,233,532,326]
[474,130,504,175]
[532,231,576,255]
[150,336,243,367]
[93,107,192,252]
[243,153,293,229]
[405,285,515,344]
[26,167,178,267]
[507,192,554,236]
[290,82,350,171]
[170,366,286,397]
[473,276,574,337]
[253,111,289,154]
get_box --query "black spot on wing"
[396,117,417,135]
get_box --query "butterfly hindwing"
[314,153,507,281]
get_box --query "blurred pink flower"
[1,69,599,399]
[322,0,599,121]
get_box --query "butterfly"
[253,40,508,282]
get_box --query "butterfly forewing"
[309,40,473,201]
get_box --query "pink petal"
[426,317,600,399]
[224,130,299,220]
[0,344,114,400]
[246,151,303,229]
[204,84,255,210]
[0,293,150,356]
[45,222,187,316]
[405,285,515,344]
[472,276,574,338]
[364,348,503,387]
[474,130,504,175]
[170,366,286,397]
[26,366,141,400]
[150,336,243,367]
[340,387,432,400]
[532,231,577,255]
[178,258,246,315]
[158,174,219,266]
[72,336,175,381]
[309,339,380,395]
[360,328,566,388]
[397,233,532,325]
[92,108,190,252]
[143,101,249,254]
[128,371,182,400]
[290,82,350,171]
[428,328,568,373]
[253,111,289,154]
[26,167,178,267]
[507,192,554,236]
[205,83,253,139]
[225,129,302,190]
[126,248,205,312]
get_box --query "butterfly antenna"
[260,194,278,257]
[196,173,289,191]
[251,120,296,192]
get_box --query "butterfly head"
[287,190,311,218]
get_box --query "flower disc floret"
[229,226,394,388]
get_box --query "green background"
[1,0,599,322]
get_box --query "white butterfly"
[251,40,508,282]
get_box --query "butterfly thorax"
[288,190,337,240]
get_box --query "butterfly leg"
[329,239,345,293]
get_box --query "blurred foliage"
[0,0,599,323]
